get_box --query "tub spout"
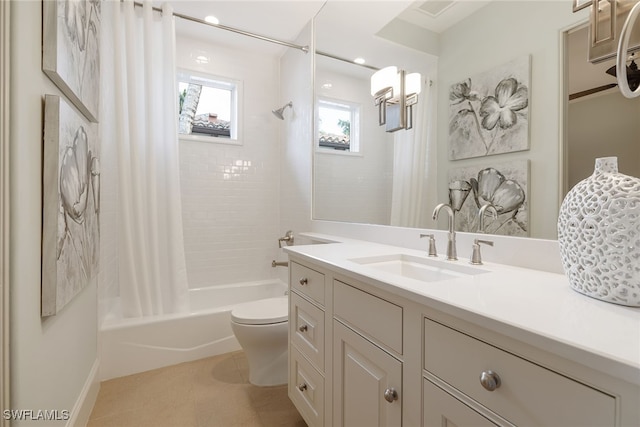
[272,260,289,268]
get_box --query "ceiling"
[165,0,492,57]
[164,1,620,96]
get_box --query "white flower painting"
[43,0,101,122]
[448,160,529,237]
[449,56,530,160]
[42,95,100,316]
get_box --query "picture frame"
[448,55,531,161]
[43,0,101,123]
[447,160,529,237]
[42,95,100,316]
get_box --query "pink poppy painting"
[449,56,530,160]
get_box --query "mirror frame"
[0,0,10,421]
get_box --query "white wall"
[10,1,98,425]
[279,21,314,260]
[568,92,640,188]
[176,35,282,288]
[437,1,587,240]
[314,67,393,225]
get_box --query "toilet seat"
[231,296,288,325]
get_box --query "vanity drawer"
[290,346,324,427]
[334,280,402,354]
[290,262,325,305]
[423,318,616,426]
[291,291,325,371]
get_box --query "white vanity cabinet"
[289,261,327,427]
[423,318,616,426]
[286,252,640,427]
[333,280,403,427]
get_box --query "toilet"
[230,296,289,386]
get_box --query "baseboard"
[67,358,100,427]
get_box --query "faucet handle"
[420,234,438,257]
[470,239,494,265]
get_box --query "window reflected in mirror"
[317,97,360,153]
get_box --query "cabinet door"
[333,320,402,427]
[423,379,499,427]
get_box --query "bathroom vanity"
[284,238,640,427]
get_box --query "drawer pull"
[479,370,501,391]
[298,324,308,332]
[297,383,308,392]
[383,387,398,403]
[299,277,308,286]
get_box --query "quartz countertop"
[284,234,640,385]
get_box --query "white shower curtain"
[104,0,189,317]
[390,78,437,228]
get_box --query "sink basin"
[350,254,489,283]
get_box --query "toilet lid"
[231,296,288,325]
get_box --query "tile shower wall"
[314,67,393,225]
[176,36,281,288]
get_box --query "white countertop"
[284,234,640,385]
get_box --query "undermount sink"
[350,254,489,283]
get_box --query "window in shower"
[317,97,360,154]
[177,69,242,144]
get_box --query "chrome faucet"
[478,204,498,233]
[432,203,457,261]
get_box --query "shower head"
[272,101,293,120]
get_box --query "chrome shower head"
[272,101,293,120]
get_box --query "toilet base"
[231,320,289,387]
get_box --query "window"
[317,97,360,153]
[177,70,241,143]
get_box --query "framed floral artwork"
[43,0,101,123]
[42,95,100,316]
[448,55,530,160]
[447,160,529,237]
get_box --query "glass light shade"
[370,66,398,96]
[405,73,422,95]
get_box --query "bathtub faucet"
[278,230,294,248]
[272,260,289,268]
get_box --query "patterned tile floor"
[88,351,306,427]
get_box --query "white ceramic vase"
[557,157,640,307]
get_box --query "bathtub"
[99,279,288,380]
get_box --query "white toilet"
[230,296,289,386]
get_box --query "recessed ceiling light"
[196,55,209,64]
[204,15,219,25]
[354,57,366,65]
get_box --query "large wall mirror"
[313,1,639,240]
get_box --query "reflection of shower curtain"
[390,78,437,228]
[103,0,188,317]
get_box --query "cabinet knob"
[299,277,308,286]
[383,387,398,403]
[479,370,501,391]
[297,383,307,392]
[298,324,308,332]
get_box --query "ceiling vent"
[417,0,455,18]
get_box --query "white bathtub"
[99,279,288,380]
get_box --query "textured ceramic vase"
[557,157,640,306]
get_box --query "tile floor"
[88,351,306,427]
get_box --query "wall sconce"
[370,66,422,132]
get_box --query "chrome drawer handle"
[298,324,308,332]
[383,387,398,403]
[479,370,501,391]
[299,277,308,285]
[298,383,307,392]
